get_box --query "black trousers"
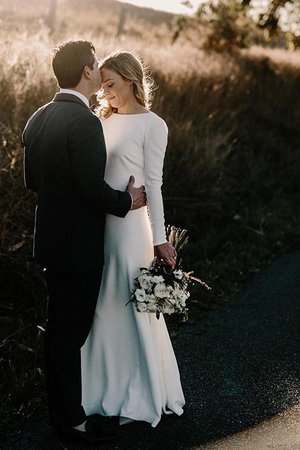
[43,268,103,428]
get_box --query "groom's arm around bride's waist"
[69,112,131,218]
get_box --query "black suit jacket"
[22,93,131,272]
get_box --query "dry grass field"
[1,0,300,433]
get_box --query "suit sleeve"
[68,112,131,217]
[23,142,37,192]
[22,110,43,193]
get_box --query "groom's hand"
[126,175,147,210]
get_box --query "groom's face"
[89,57,102,92]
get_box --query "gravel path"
[3,251,300,450]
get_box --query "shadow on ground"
[3,252,300,449]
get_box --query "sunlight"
[202,403,300,449]
[117,0,202,15]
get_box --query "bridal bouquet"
[129,226,211,321]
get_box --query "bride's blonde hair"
[97,51,156,119]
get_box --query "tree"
[254,0,299,34]
[177,0,300,49]
[196,0,256,50]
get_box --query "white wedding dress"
[81,111,185,427]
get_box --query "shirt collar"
[59,89,89,108]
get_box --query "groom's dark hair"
[52,40,96,88]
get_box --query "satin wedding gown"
[81,111,185,427]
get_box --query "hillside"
[0,0,175,38]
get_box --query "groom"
[22,40,146,445]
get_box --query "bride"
[81,51,185,427]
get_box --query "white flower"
[178,291,188,302]
[152,275,164,283]
[172,284,181,298]
[137,302,148,312]
[172,282,189,302]
[167,297,176,305]
[135,289,146,302]
[178,298,186,307]
[173,270,183,280]
[162,304,175,315]
[154,283,171,298]
[146,294,156,304]
[138,274,152,290]
[147,304,157,313]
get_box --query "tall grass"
[1,2,300,432]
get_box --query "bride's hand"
[154,242,177,268]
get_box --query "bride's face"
[101,68,133,110]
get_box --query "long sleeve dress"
[81,111,185,427]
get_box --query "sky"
[117,0,203,15]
